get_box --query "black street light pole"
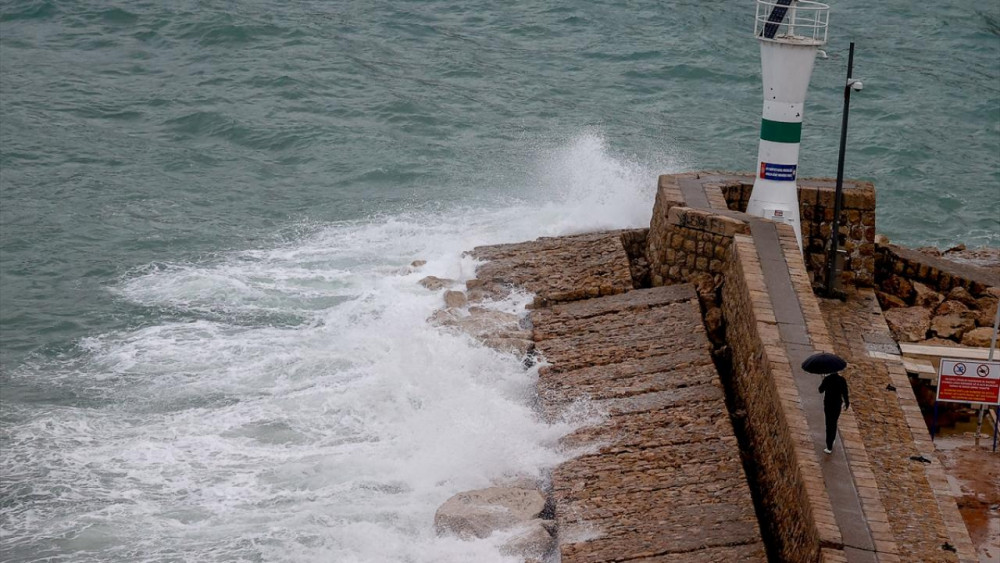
[825,42,857,296]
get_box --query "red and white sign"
[936,358,1000,405]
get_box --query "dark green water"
[0,1,997,561]
[2,0,998,370]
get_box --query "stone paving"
[820,288,977,563]
[673,173,976,562]
[531,285,765,562]
[676,174,885,562]
[469,231,636,306]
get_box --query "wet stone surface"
[468,231,636,306]
[821,289,970,562]
[530,285,765,562]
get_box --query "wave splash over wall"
[0,133,677,562]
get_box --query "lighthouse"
[746,0,829,250]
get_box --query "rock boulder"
[434,487,547,540]
[960,327,995,348]
[930,313,976,340]
[875,290,907,310]
[444,290,467,309]
[934,300,971,317]
[419,276,454,290]
[881,275,915,302]
[975,297,998,327]
[429,307,520,337]
[912,282,943,308]
[884,307,931,342]
[946,286,977,308]
[500,519,556,559]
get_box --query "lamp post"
[824,42,862,296]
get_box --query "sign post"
[987,303,999,451]
[936,359,1000,405]
[935,356,1000,448]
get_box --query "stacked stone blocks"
[722,234,840,562]
[531,285,766,562]
[470,231,636,308]
[718,176,877,287]
[877,244,998,297]
[646,174,750,288]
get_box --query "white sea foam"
[1,132,679,562]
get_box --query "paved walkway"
[675,173,980,562]
[820,289,978,563]
[676,176,881,562]
[751,221,881,562]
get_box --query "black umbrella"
[801,352,847,374]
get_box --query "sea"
[0,1,997,561]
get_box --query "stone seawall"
[722,231,851,561]
[455,232,767,561]
[439,171,983,562]
[717,175,877,288]
[875,243,999,347]
[533,285,765,561]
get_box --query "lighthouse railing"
[755,0,829,44]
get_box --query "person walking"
[819,371,850,454]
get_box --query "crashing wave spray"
[0,132,675,563]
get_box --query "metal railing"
[755,0,830,44]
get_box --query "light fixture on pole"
[824,41,862,297]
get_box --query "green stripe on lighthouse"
[760,119,802,143]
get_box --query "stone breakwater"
[533,285,764,561]
[423,232,766,561]
[420,172,993,562]
[875,243,1000,347]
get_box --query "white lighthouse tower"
[746,0,829,250]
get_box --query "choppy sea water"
[0,1,997,561]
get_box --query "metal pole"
[975,406,984,447]
[989,301,999,362]
[992,406,998,452]
[985,303,1000,449]
[825,42,855,295]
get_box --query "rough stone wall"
[875,243,999,345]
[646,185,750,287]
[876,243,999,297]
[721,233,823,563]
[618,228,650,289]
[720,178,877,288]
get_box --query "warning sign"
[759,162,797,181]
[936,358,1000,405]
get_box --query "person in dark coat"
[818,371,850,454]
